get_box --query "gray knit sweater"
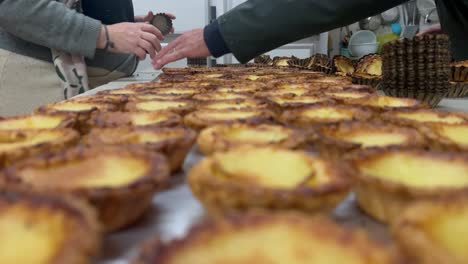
[0,0,102,61]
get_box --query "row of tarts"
[0,66,466,263]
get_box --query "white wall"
[132,0,208,33]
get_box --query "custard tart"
[97,87,141,96]
[189,147,351,215]
[70,95,128,110]
[314,122,426,160]
[144,87,201,96]
[323,91,373,103]
[125,99,195,115]
[280,104,372,128]
[393,199,468,264]
[0,189,100,264]
[197,124,306,155]
[87,111,182,129]
[192,92,251,102]
[380,109,468,127]
[422,123,468,151]
[36,101,117,133]
[346,95,427,112]
[134,212,399,264]
[82,127,196,172]
[1,146,170,232]
[351,148,468,223]
[199,99,271,111]
[267,94,333,109]
[0,129,79,169]
[0,114,76,131]
[130,93,192,101]
[255,88,311,98]
[184,109,276,131]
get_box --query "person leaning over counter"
[153,0,468,69]
[0,0,173,117]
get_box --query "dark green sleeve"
[0,0,102,58]
[218,0,407,63]
[435,0,468,61]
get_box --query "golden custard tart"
[70,95,128,110]
[215,84,265,94]
[199,99,271,111]
[192,92,252,102]
[36,101,117,133]
[0,129,79,169]
[351,148,468,223]
[0,189,101,264]
[280,104,372,128]
[197,124,306,155]
[255,88,312,98]
[393,199,468,264]
[134,213,399,264]
[313,122,426,160]
[82,127,196,173]
[323,91,373,103]
[87,111,182,129]
[189,147,351,216]
[143,87,202,96]
[184,109,276,131]
[267,95,333,109]
[1,146,170,232]
[423,123,468,151]
[97,87,141,95]
[0,114,76,131]
[380,109,468,127]
[346,95,426,112]
[130,93,193,101]
[125,99,195,115]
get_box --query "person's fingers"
[138,38,156,59]
[155,37,182,61]
[170,27,175,34]
[154,48,186,69]
[141,32,162,52]
[141,24,164,41]
[135,47,147,61]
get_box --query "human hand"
[98,22,164,60]
[135,12,176,34]
[152,29,211,69]
[417,23,442,36]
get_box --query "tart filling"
[348,95,424,110]
[126,100,194,114]
[135,213,397,264]
[2,146,170,231]
[0,114,75,130]
[41,102,116,113]
[358,152,468,188]
[189,147,350,214]
[0,129,79,167]
[281,105,372,127]
[382,109,467,125]
[267,95,330,108]
[197,124,305,155]
[193,92,251,101]
[184,109,275,130]
[83,127,196,172]
[0,190,100,264]
[88,111,181,129]
[352,149,468,222]
[425,123,468,150]
[394,200,468,264]
[200,99,268,111]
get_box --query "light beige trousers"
[0,50,132,117]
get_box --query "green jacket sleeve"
[218,0,407,63]
[0,0,102,58]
